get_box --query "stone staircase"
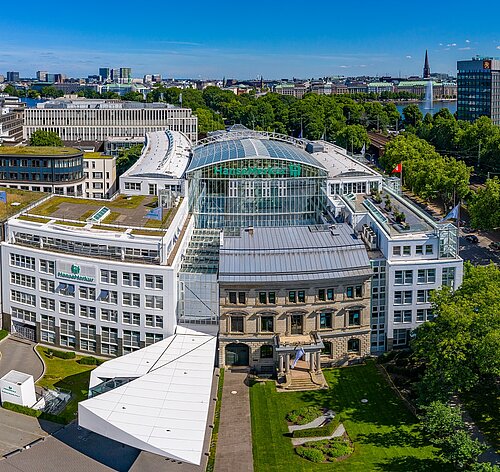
[284,376,323,392]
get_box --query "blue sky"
[2,0,500,79]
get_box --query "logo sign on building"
[483,60,492,70]
[57,261,96,284]
[213,163,302,177]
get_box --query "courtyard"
[250,361,447,471]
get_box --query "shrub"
[286,406,322,425]
[78,356,102,366]
[377,350,398,364]
[2,402,67,424]
[395,357,409,367]
[46,349,76,360]
[296,446,325,463]
[0,329,8,342]
[291,414,343,438]
[307,437,353,459]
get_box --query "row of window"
[394,289,433,305]
[394,308,434,323]
[394,267,455,286]
[228,285,363,305]
[392,244,433,257]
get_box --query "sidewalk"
[214,370,254,472]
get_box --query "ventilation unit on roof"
[306,142,324,154]
[360,224,378,250]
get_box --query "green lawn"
[36,346,98,423]
[250,361,446,471]
[0,329,8,342]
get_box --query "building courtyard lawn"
[36,346,99,423]
[250,361,447,472]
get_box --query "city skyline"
[2,1,500,78]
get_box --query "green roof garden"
[0,146,81,156]
[83,152,113,159]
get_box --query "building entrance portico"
[274,332,327,390]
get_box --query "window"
[298,290,306,303]
[416,245,423,255]
[59,283,75,297]
[346,287,353,298]
[101,308,118,322]
[327,288,334,301]
[145,333,163,346]
[100,269,117,284]
[392,246,401,256]
[442,267,455,287]
[229,292,237,304]
[122,292,141,307]
[101,327,118,355]
[230,316,244,333]
[229,292,246,304]
[260,345,273,359]
[322,341,333,356]
[393,329,409,347]
[10,254,35,270]
[288,291,296,303]
[40,297,55,311]
[80,323,97,352]
[347,338,360,352]
[11,272,36,289]
[394,270,413,285]
[123,312,141,326]
[320,312,332,329]
[39,259,55,274]
[348,310,361,326]
[100,290,117,304]
[417,269,436,284]
[123,330,140,350]
[403,246,411,256]
[123,272,140,287]
[425,244,433,255]
[394,310,412,323]
[11,290,36,306]
[145,314,163,328]
[238,292,246,304]
[80,305,96,319]
[318,289,325,301]
[60,301,75,315]
[12,307,36,323]
[259,292,267,304]
[260,316,274,332]
[416,309,434,322]
[394,291,412,305]
[417,289,432,303]
[268,292,276,304]
[145,295,162,309]
[40,315,55,344]
[60,319,76,347]
[346,286,362,298]
[40,278,55,293]
[79,286,96,301]
[145,274,163,289]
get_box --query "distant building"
[396,80,456,99]
[119,68,132,84]
[36,71,48,82]
[274,82,309,98]
[0,96,24,145]
[367,82,395,94]
[457,57,500,124]
[24,98,198,143]
[99,67,111,81]
[6,72,20,83]
[111,68,120,82]
[423,50,431,79]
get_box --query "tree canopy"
[29,130,63,147]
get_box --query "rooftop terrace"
[18,195,179,235]
[0,187,46,222]
[0,146,81,156]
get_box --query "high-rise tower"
[423,50,431,79]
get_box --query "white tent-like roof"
[78,327,217,465]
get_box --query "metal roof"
[219,224,372,283]
[187,138,326,173]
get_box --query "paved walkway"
[0,337,44,381]
[215,371,254,472]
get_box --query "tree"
[195,108,224,137]
[26,89,40,99]
[29,130,63,147]
[122,91,144,102]
[412,263,500,403]
[335,125,369,153]
[402,104,423,128]
[439,430,485,471]
[468,178,500,230]
[40,86,64,98]
[116,144,143,176]
[420,401,464,439]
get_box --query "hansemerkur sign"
[213,163,302,177]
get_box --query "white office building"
[23,98,198,143]
[83,153,117,199]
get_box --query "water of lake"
[395,100,457,117]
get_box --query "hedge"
[296,446,325,463]
[291,414,343,438]
[46,348,76,359]
[77,356,103,366]
[2,401,67,424]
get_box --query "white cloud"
[465,39,471,43]
[459,47,472,50]
[339,65,349,68]
[406,55,412,59]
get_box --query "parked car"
[490,241,500,251]
[465,235,479,244]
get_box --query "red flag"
[391,163,402,173]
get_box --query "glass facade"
[188,157,327,229]
[0,154,84,183]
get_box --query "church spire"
[423,50,431,79]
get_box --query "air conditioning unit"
[361,225,378,250]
